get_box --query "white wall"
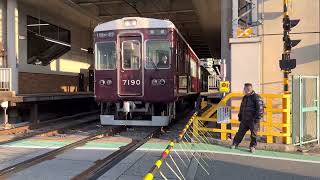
[18,3,93,77]
[260,0,320,93]
[230,37,261,93]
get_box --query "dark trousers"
[233,121,260,147]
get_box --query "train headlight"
[149,29,168,36]
[159,79,166,85]
[151,79,158,86]
[106,79,112,86]
[99,80,106,86]
[160,29,166,35]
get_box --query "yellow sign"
[219,81,230,92]
[237,27,253,38]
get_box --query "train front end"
[94,17,176,126]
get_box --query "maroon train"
[94,17,202,126]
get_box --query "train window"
[190,59,197,77]
[145,40,170,69]
[122,40,140,70]
[96,42,116,70]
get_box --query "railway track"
[71,127,161,180]
[0,110,192,179]
[0,111,100,145]
[0,111,99,135]
[0,125,125,179]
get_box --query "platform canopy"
[22,0,221,59]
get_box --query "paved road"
[196,153,320,180]
[1,139,320,180]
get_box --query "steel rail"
[0,113,99,145]
[71,127,161,180]
[0,126,124,179]
[0,110,99,135]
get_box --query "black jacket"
[238,91,264,123]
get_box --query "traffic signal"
[283,16,300,31]
[279,59,296,71]
[282,16,301,52]
[283,35,301,51]
[279,15,301,71]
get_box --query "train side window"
[122,40,140,70]
[145,40,170,69]
[95,42,116,70]
[190,58,197,77]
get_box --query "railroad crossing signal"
[279,14,301,71]
[219,81,230,93]
[279,0,301,72]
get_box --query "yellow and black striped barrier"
[143,112,198,180]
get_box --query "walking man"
[231,83,264,153]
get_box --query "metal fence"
[292,75,319,146]
[144,112,215,180]
[194,93,292,144]
[0,68,12,91]
[208,75,219,89]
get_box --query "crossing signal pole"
[280,0,301,144]
[280,0,300,93]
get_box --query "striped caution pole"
[143,112,198,180]
[143,141,175,180]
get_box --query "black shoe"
[230,144,238,149]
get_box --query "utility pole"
[280,0,301,144]
[280,0,300,93]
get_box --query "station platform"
[18,92,94,102]
[200,90,222,100]
[0,92,94,104]
[0,92,96,126]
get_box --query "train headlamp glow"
[149,29,168,35]
[151,79,158,86]
[106,79,112,86]
[99,80,106,86]
[152,79,166,86]
[159,79,166,85]
[124,19,137,27]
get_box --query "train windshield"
[145,40,170,69]
[95,42,116,70]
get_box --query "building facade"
[0,0,97,94]
[230,0,319,94]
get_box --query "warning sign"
[217,106,231,124]
[219,81,230,93]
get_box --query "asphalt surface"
[1,144,319,180]
[195,153,320,180]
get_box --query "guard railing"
[193,93,292,144]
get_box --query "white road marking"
[2,145,320,164]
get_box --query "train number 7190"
[123,79,141,86]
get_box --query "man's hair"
[244,83,253,87]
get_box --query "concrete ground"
[0,137,320,180]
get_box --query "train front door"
[119,36,143,96]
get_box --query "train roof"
[94,17,200,61]
[94,17,175,32]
